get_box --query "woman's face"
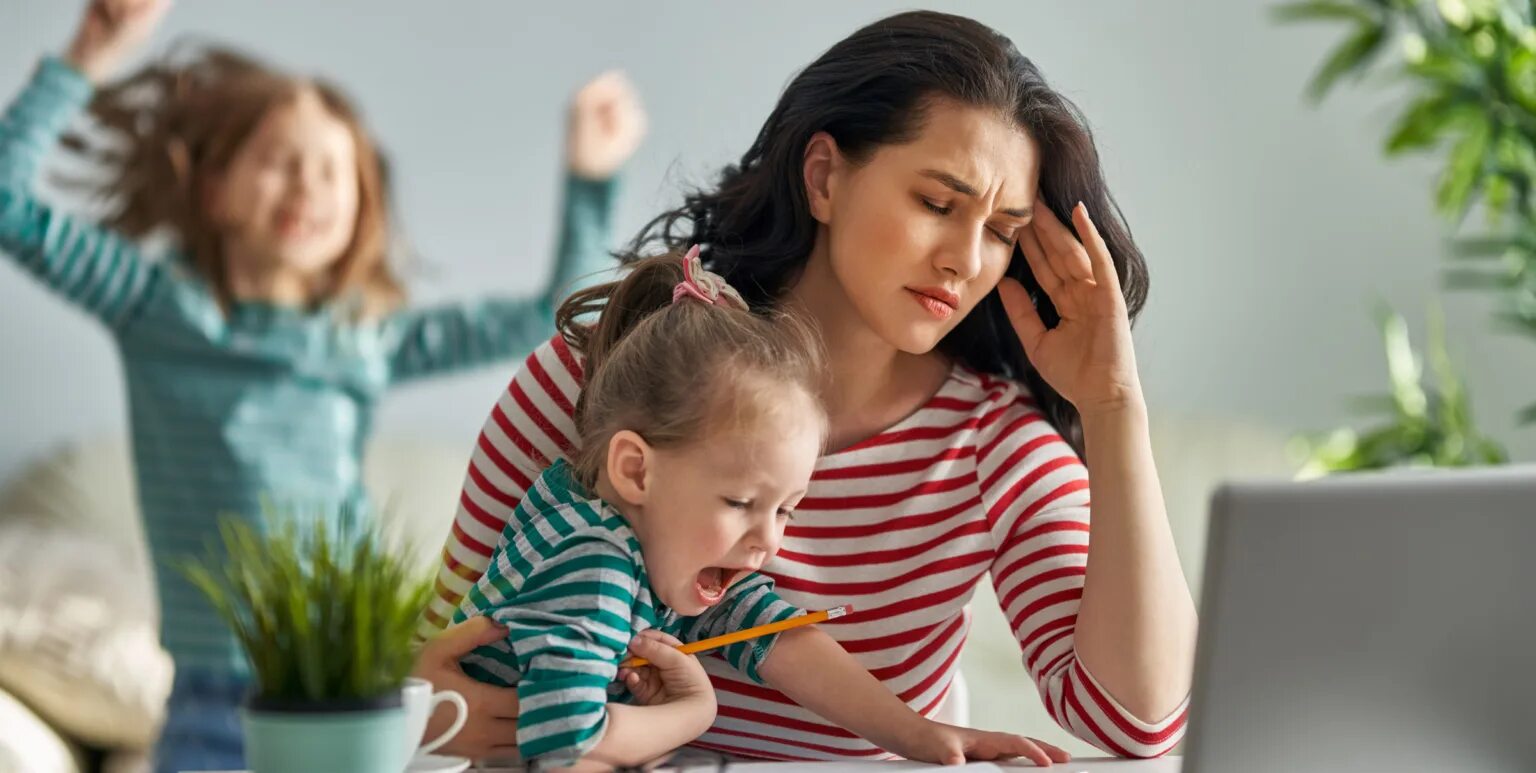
[808,99,1040,355]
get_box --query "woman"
[415,9,1196,762]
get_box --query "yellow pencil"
[620,605,853,668]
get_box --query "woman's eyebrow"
[917,168,1032,217]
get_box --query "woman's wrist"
[1079,391,1149,428]
[862,710,935,757]
[887,716,949,760]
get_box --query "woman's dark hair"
[622,10,1148,454]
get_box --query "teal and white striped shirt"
[453,460,801,765]
[0,57,618,674]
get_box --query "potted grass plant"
[179,513,434,773]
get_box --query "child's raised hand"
[897,721,1072,767]
[65,0,172,82]
[565,70,647,181]
[617,629,714,710]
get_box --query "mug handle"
[419,689,469,756]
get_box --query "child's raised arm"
[381,71,644,383]
[552,70,644,302]
[0,1,171,328]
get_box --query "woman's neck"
[785,244,952,452]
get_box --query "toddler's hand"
[618,629,714,711]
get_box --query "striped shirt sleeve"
[489,537,639,765]
[548,173,619,304]
[419,335,584,639]
[384,296,557,383]
[0,57,158,327]
[673,573,802,684]
[384,174,616,384]
[0,57,89,188]
[973,377,1188,758]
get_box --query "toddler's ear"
[605,429,652,504]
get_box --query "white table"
[201,759,1183,773]
[481,760,1182,772]
[704,761,1180,773]
[199,756,1183,773]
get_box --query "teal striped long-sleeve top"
[453,460,802,765]
[0,57,619,674]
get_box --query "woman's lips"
[907,287,958,320]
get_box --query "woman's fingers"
[1071,202,1123,295]
[1018,223,1064,295]
[1031,200,1095,282]
[422,616,509,664]
[997,277,1047,357]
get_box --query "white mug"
[400,676,468,764]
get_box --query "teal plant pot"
[241,691,410,773]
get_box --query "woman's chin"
[882,325,947,356]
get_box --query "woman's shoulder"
[949,364,1077,461]
[520,334,587,389]
[946,364,1039,421]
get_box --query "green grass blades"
[176,506,435,703]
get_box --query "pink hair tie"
[672,245,747,310]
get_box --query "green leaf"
[1448,235,1519,257]
[1443,266,1517,288]
[1308,23,1390,102]
[1519,400,1536,424]
[1272,0,1380,24]
[1377,305,1429,418]
[1493,309,1536,334]
[1386,93,1467,153]
[1435,116,1492,218]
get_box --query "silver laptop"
[1184,464,1536,773]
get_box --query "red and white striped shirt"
[422,336,1188,759]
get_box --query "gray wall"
[2,1,1531,477]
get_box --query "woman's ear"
[803,131,842,225]
[605,430,653,505]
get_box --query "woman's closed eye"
[987,223,1021,246]
[919,196,952,215]
[724,497,751,510]
[922,196,1021,246]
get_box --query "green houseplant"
[179,514,434,773]
[1277,0,1535,472]
[1292,304,1508,475]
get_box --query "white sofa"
[0,413,1293,770]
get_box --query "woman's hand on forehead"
[998,200,1143,416]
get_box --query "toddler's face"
[209,86,361,281]
[631,391,824,616]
